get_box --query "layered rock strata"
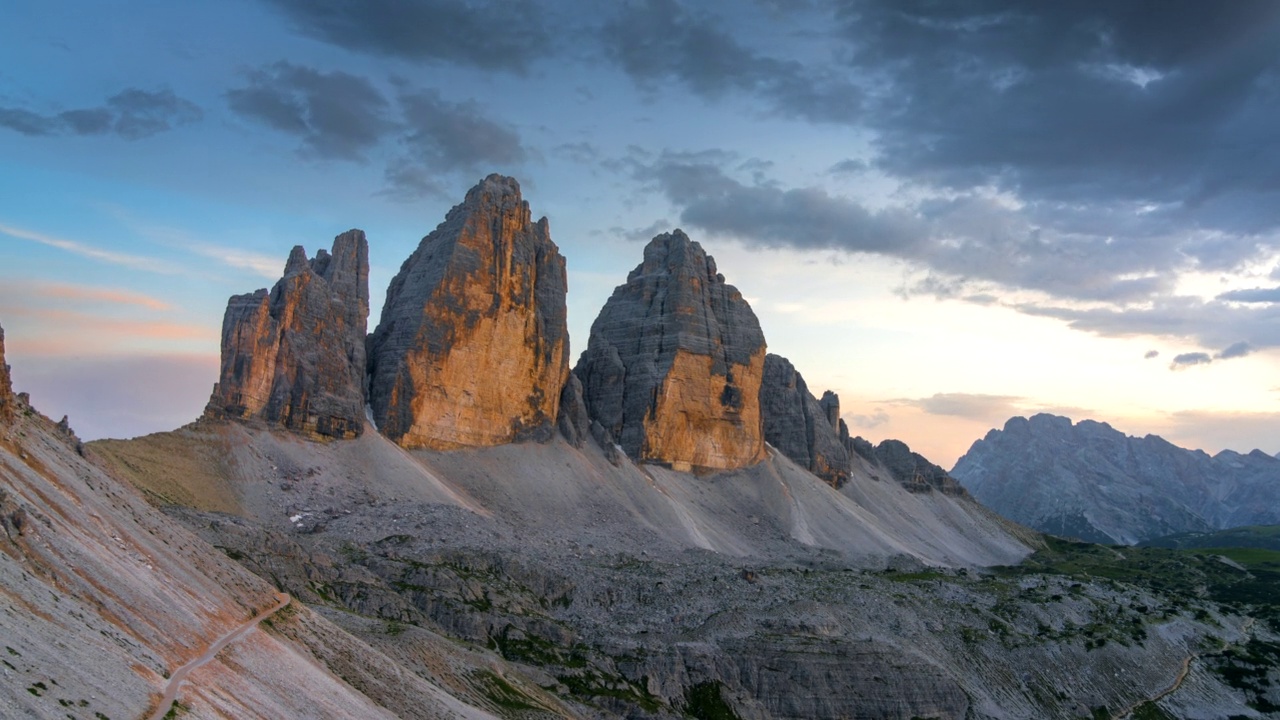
[206,231,369,440]
[760,354,850,486]
[0,322,13,423]
[367,174,569,449]
[575,230,767,471]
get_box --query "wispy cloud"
[186,245,281,279]
[3,281,173,311]
[0,222,182,274]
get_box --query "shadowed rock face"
[205,230,369,440]
[0,322,12,423]
[367,174,569,449]
[760,354,850,486]
[575,230,767,471]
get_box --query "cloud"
[397,90,527,172]
[227,62,395,160]
[260,0,553,73]
[1144,350,1160,359]
[0,222,183,275]
[1218,287,1280,303]
[187,246,283,280]
[1216,341,1252,360]
[891,392,1023,421]
[847,409,889,429]
[636,154,1198,304]
[1170,352,1213,370]
[1017,298,1280,353]
[602,0,862,123]
[225,62,526,198]
[838,1,1280,232]
[2,281,172,311]
[0,88,201,139]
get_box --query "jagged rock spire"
[575,230,767,471]
[206,230,369,439]
[367,174,569,449]
[0,322,13,424]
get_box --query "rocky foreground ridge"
[205,230,369,440]
[952,413,1280,544]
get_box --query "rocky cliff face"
[367,174,569,449]
[952,413,1280,544]
[0,322,12,424]
[575,230,767,471]
[206,231,369,440]
[760,354,849,486]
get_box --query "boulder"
[575,230,766,471]
[205,230,369,439]
[367,174,569,449]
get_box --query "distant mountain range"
[951,413,1280,545]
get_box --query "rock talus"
[760,354,850,486]
[367,174,569,449]
[0,322,12,423]
[575,230,767,471]
[205,230,369,440]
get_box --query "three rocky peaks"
[208,174,944,485]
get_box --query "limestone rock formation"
[575,230,767,471]
[367,174,569,449]
[873,439,965,495]
[953,413,1280,544]
[0,322,13,423]
[759,354,850,486]
[557,375,590,448]
[205,230,369,440]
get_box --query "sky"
[3,0,1280,467]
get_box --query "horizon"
[4,1,1280,467]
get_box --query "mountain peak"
[205,230,369,440]
[576,229,766,471]
[367,174,569,449]
[0,321,13,424]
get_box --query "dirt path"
[1114,616,1255,719]
[146,593,291,720]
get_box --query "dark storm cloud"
[0,88,201,139]
[260,0,552,73]
[397,90,527,172]
[227,62,395,160]
[1170,352,1213,370]
[602,0,862,123]
[836,1,1280,229]
[1218,287,1280,303]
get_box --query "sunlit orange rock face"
[0,322,13,424]
[367,175,569,449]
[575,230,767,471]
[205,230,369,440]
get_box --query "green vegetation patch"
[684,681,741,720]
